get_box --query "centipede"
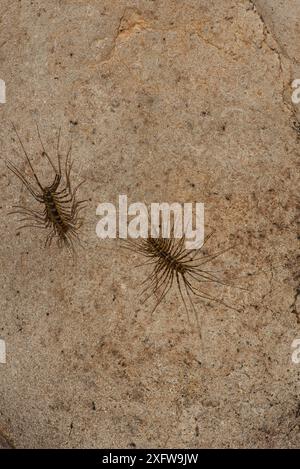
[123,228,240,342]
[6,123,86,257]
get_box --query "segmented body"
[148,238,187,274]
[43,190,75,235]
[124,231,239,341]
[7,124,86,255]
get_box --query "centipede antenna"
[125,225,238,346]
[7,124,86,256]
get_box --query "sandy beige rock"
[0,0,299,448]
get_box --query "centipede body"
[123,229,239,341]
[7,123,86,256]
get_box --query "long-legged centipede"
[123,228,241,341]
[6,123,86,257]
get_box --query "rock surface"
[0,431,12,448]
[0,0,299,448]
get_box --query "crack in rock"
[248,0,294,115]
[291,288,300,324]
[100,8,150,64]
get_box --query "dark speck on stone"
[129,442,136,448]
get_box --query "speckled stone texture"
[0,0,299,448]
